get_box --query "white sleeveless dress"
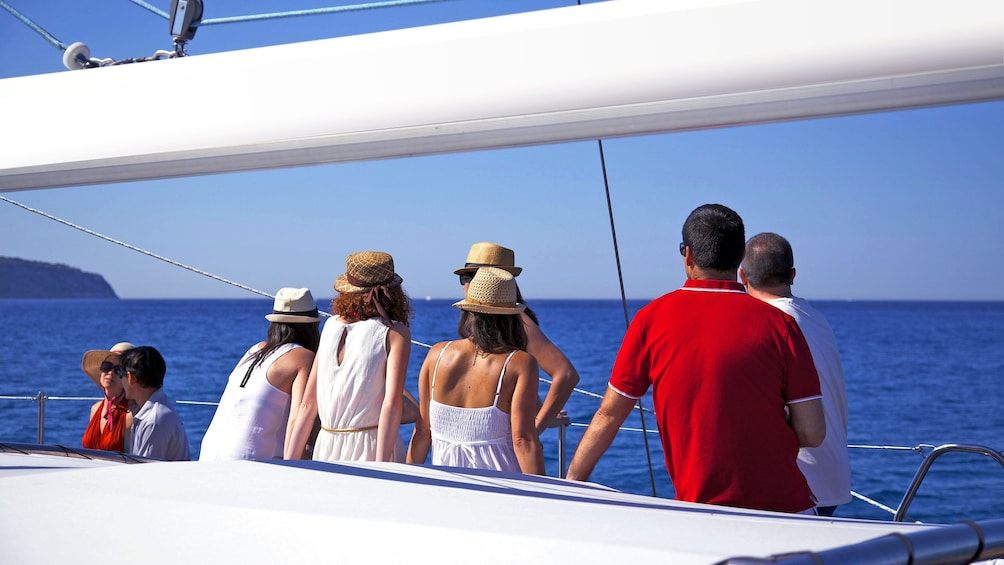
[429,342,521,473]
[312,317,405,462]
[199,343,298,461]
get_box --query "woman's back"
[312,316,406,462]
[429,341,520,472]
[200,343,298,461]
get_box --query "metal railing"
[5,391,1003,523]
[1,391,576,475]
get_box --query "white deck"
[0,451,939,564]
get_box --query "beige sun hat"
[265,287,320,323]
[452,267,526,315]
[334,251,404,294]
[454,242,522,276]
[81,342,136,387]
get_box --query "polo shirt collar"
[681,279,746,293]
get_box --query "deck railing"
[5,392,1003,523]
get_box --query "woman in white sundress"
[284,251,412,462]
[407,267,544,475]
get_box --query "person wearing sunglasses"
[407,267,544,474]
[80,342,136,452]
[119,345,191,461]
[454,242,580,437]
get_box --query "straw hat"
[81,342,136,387]
[334,251,403,294]
[452,267,526,315]
[454,242,522,276]
[265,287,320,323]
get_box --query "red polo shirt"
[610,279,821,513]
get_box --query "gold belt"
[320,423,379,433]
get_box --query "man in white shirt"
[740,232,851,516]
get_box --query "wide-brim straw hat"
[81,342,136,387]
[334,251,403,294]
[265,287,320,323]
[453,267,526,315]
[454,242,523,276]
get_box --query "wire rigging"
[597,139,659,497]
[0,0,67,50]
[0,195,274,299]
[122,0,457,26]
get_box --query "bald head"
[742,232,795,294]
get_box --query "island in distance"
[0,257,117,298]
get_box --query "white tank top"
[199,343,298,461]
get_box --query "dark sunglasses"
[679,242,686,256]
[99,361,121,374]
[114,366,127,378]
[459,272,474,285]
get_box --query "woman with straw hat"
[407,267,544,475]
[199,288,320,461]
[81,342,136,452]
[454,242,580,436]
[285,251,413,462]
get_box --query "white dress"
[199,343,298,461]
[312,317,405,462]
[429,342,521,473]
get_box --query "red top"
[82,396,129,452]
[609,279,821,513]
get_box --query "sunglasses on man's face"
[459,273,474,286]
[114,366,127,378]
[99,361,121,374]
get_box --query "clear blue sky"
[2,1,1002,301]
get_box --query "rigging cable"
[0,195,274,299]
[126,0,457,26]
[0,0,68,50]
[596,139,659,498]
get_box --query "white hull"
[0,450,955,564]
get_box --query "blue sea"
[2,298,1002,524]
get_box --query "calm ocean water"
[2,298,1002,523]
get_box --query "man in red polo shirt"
[567,204,824,513]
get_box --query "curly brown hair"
[331,285,413,326]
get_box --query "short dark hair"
[457,310,528,353]
[119,346,167,389]
[681,204,745,271]
[742,232,794,288]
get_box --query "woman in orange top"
[81,342,135,452]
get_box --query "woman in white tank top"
[200,288,320,461]
[407,267,544,475]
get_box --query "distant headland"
[0,257,117,298]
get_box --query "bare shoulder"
[389,321,412,340]
[278,346,315,369]
[510,350,539,372]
